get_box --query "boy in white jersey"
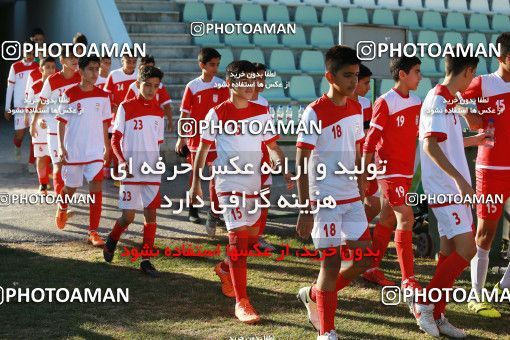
[5,41,38,163]
[296,46,372,340]
[103,66,165,278]
[95,56,111,90]
[190,60,292,324]
[31,52,80,196]
[414,56,487,337]
[54,56,111,247]
[461,32,510,318]
[26,57,57,195]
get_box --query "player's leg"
[104,209,135,263]
[205,151,221,235]
[13,115,25,160]
[55,164,81,229]
[257,182,274,251]
[364,180,381,222]
[86,163,105,246]
[362,193,396,286]
[139,186,161,277]
[188,152,201,224]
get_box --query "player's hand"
[119,161,134,178]
[358,173,368,200]
[30,121,38,138]
[4,110,12,121]
[296,212,314,239]
[472,131,491,146]
[175,137,186,154]
[189,184,203,205]
[455,177,476,201]
[59,146,68,164]
[103,145,111,165]
[284,172,295,190]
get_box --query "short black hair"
[253,63,267,72]
[139,65,164,82]
[325,45,360,75]
[78,56,100,70]
[496,32,510,58]
[198,47,221,64]
[40,56,56,67]
[358,64,372,80]
[444,56,479,76]
[122,48,137,59]
[73,33,88,46]
[225,60,257,81]
[390,56,421,81]
[31,28,45,37]
[140,55,155,65]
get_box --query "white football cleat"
[413,303,440,337]
[436,314,466,338]
[317,330,338,340]
[297,286,320,331]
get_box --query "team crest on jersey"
[212,94,218,103]
[18,73,24,79]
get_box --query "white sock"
[471,245,490,294]
[500,263,510,289]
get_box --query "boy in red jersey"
[26,56,57,195]
[177,48,230,229]
[461,32,510,318]
[191,60,291,324]
[296,46,373,339]
[360,57,422,289]
[103,66,165,277]
[54,56,111,247]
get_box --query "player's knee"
[458,242,477,261]
[120,212,135,226]
[321,254,341,274]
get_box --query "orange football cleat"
[235,298,260,324]
[214,262,235,298]
[88,231,105,247]
[55,207,68,230]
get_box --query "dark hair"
[24,40,36,56]
[325,45,360,75]
[444,56,479,76]
[31,28,45,37]
[73,33,88,46]
[40,56,56,66]
[253,63,267,72]
[358,64,372,80]
[140,55,155,65]
[139,65,164,82]
[390,56,421,81]
[122,48,137,59]
[198,47,221,64]
[78,56,100,70]
[100,56,111,60]
[496,32,510,58]
[225,60,257,81]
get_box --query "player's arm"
[57,119,67,162]
[295,147,313,239]
[4,65,15,120]
[163,104,173,132]
[463,131,488,147]
[266,140,294,190]
[361,98,389,172]
[190,142,211,204]
[176,85,192,153]
[460,76,484,130]
[422,136,475,198]
[356,142,365,200]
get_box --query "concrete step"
[161,71,200,84]
[164,84,186,100]
[146,45,200,59]
[115,0,177,12]
[124,22,187,34]
[119,10,180,22]
[157,58,200,72]
[130,33,192,45]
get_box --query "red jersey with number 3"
[363,88,421,178]
[462,73,510,170]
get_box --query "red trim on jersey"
[65,159,103,166]
[296,141,315,150]
[49,132,57,136]
[392,87,409,99]
[429,202,455,208]
[32,79,44,95]
[121,181,161,186]
[423,131,447,143]
[310,95,363,129]
[111,130,126,164]
[265,135,280,144]
[8,80,15,84]
[33,142,47,145]
[56,117,67,124]
[200,138,214,145]
[64,84,109,103]
[158,140,164,144]
[12,60,38,74]
[122,96,164,121]
[47,71,81,91]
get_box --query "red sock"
[370,223,393,268]
[13,136,22,148]
[110,220,128,241]
[220,258,230,272]
[209,176,219,214]
[142,222,157,258]
[258,190,270,236]
[433,253,451,319]
[228,230,249,302]
[418,251,469,306]
[53,170,64,195]
[316,289,337,335]
[58,189,71,210]
[310,274,350,302]
[29,140,35,164]
[89,191,102,231]
[37,160,49,185]
[395,229,415,280]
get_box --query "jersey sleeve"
[461,76,483,100]
[362,98,389,153]
[422,96,448,142]
[25,85,35,110]
[200,108,217,144]
[5,65,15,109]
[180,85,192,114]
[296,107,318,150]
[158,116,165,144]
[355,113,365,143]
[158,87,172,107]
[112,103,126,135]
[102,96,112,122]
[103,74,114,94]
[124,86,136,102]
[220,86,230,102]
[111,104,126,164]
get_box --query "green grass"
[1,233,509,339]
